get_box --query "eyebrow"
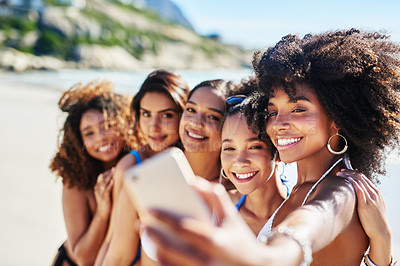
[289,96,311,103]
[140,107,178,113]
[222,137,260,144]
[267,95,311,106]
[187,100,224,115]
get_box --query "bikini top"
[235,194,247,210]
[256,157,344,242]
[129,151,142,265]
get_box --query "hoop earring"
[221,168,228,179]
[327,133,348,155]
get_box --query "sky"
[171,0,400,50]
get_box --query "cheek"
[81,137,93,150]
[220,153,232,169]
[295,114,319,135]
[163,118,180,132]
[266,121,274,136]
[139,119,149,132]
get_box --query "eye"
[185,107,196,113]
[207,115,221,122]
[83,131,94,137]
[292,108,305,113]
[161,112,175,119]
[223,146,235,151]
[268,111,277,117]
[141,111,151,118]
[250,145,263,150]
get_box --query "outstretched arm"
[338,169,393,266]
[146,177,364,265]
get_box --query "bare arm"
[338,169,392,266]
[100,186,141,266]
[146,177,365,266]
[63,171,113,266]
[95,154,137,265]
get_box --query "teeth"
[235,172,256,179]
[277,138,301,146]
[99,144,112,152]
[188,131,206,139]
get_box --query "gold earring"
[327,133,348,155]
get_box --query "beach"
[0,77,399,265]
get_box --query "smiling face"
[266,83,336,164]
[221,113,276,195]
[179,86,225,153]
[80,109,124,165]
[139,92,180,152]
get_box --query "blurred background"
[0,0,399,265]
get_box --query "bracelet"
[364,253,398,266]
[259,226,313,265]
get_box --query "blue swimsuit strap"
[235,194,247,210]
[129,150,142,165]
[129,150,142,265]
[131,242,141,265]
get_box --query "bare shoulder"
[116,153,137,171]
[63,183,89,201]
[312,174,355,204]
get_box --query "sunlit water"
[1,69,399,258]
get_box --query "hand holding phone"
[124,147,212,224]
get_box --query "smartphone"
[124,147,212,223]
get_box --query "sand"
[0,81,66,265]
[0,80,398,265]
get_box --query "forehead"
[269,83,318,103]
[188,86,225,112]
[80,109,104,128]
[222,114,255,137]
[140,92,177,111]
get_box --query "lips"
[233,171,258,181]
[97,142,114,153]
[186,130,208,140]
[149,135,167,142]
[276,137,302,150]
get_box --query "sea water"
[1,68,399,257]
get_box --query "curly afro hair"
[252,29,400,181]
[50,80,135,190]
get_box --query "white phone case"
[124,147,212,223]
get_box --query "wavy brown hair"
[50,80,135,190]
[252,29,400,181]
[131,69,190,147]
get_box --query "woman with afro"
[144,29,400,265]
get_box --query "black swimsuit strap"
[54,243,78,266]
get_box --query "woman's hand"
[337,169,392,265]
[94,168,114,219]
[145,179,265,266]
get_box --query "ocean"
[1,69,398,261]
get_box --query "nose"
[99,127,108,141]
[189,112,204,129]
[272,112,291,132]
[233,151,250,168]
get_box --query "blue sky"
[171,0,400,50]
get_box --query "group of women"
[50,29,399,266]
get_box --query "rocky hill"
[0,0,253,72]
